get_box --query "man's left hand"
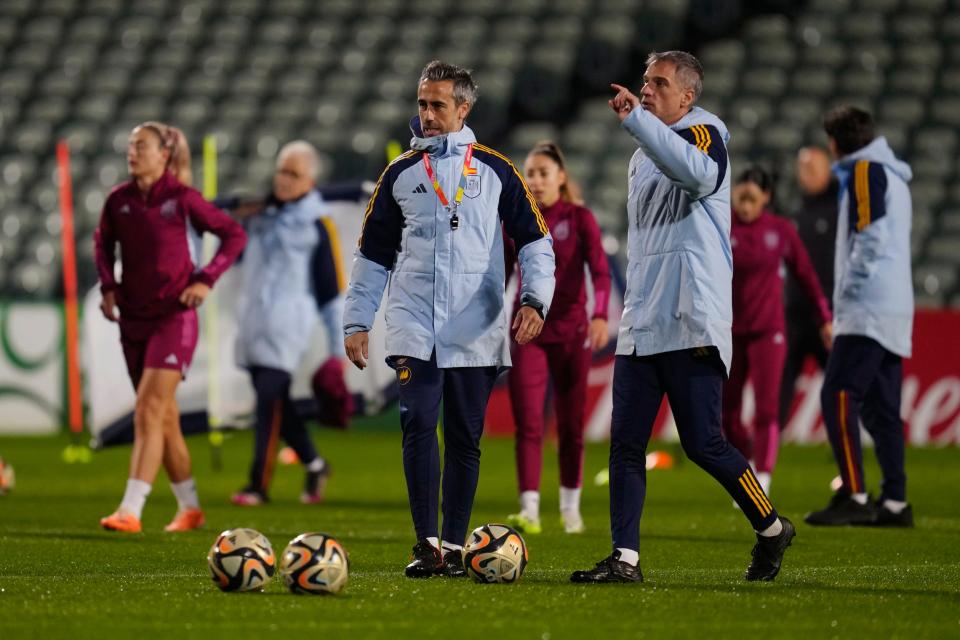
[513,306,544,345]
[180,282,211,308]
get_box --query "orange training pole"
[57,140,83,437]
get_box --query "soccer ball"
[463,523,528,584]
[207,528,276,592]
[279,532,349,595]
[0,457,14,496]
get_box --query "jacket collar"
[408,116,477,158]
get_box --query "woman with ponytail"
[506,141,612,535]
[94,121,247,533]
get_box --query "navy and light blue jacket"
[617,105,734,373]
[832,136,913,358]
[343,120,556,368]
[235,191,345,372]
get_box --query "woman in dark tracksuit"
[94,121,246,533]
[506,142,611,535]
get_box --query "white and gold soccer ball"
[279,532,349,595]
[0,457,14,496]
[207,528,276,592]
[463,523,528,584]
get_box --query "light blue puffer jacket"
[616,106,734,373]
[832,136,914,357]
[343,121,556,368]
[235,191,323,372]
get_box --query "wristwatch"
[521,296,545,320]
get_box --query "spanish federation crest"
[464,174,481,198]
[160,198,177,218]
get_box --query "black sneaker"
[404,540,442,578]
[804,493,877,526]
[745,516,796,581]
[871,503,914,528]
[569,551,643,583]
[437,549,467,578]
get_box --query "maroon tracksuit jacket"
[731,209,830,336]
[94,171,247,322]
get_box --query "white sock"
[306,457,326,473]
[119,479,152,519]
[170,478,200,511]
[882,499,907,513]
[559,486,581,513]
[851,492,869,505]
[755,472,771,496]
[425,536,439,550]
[615,547,639,566]
[520,490,540,519]
[757,518,783,537]
[441,540,462,553]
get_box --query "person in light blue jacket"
[806,106,915,528]
[343,60,555,579]
[230,141,335,507]
[571,51,794,585]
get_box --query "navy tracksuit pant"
[820,335,906,502]
[247,366,320,494]
[393,353,499,546]
[610,348,779,552]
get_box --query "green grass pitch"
[1,418,958,639]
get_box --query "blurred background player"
[227,140,340,506]
[780,147,839,428]
[344,61,555,578]
[505,140,611,535]
[723,166,832,497]
[94,121,246,533]
[806,106,915,527]
[571,51,794,584]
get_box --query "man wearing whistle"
[343,60,556,578]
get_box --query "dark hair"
[528,140,583,205]
[645,50,704,101]
[419,60,478,106]
[735,166,774,193]
[823,105,875,156]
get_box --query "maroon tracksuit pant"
[721,331,787,473]
[508,337,591,493]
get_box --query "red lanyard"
[422,144,474,211]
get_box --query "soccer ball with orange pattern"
[279,532,349,595]
[463,523,528,584]
[206,528,276,592]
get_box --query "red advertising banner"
[484,309,960,446]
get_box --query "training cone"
[645,450,674,470]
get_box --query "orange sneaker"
[163,508,205,532]
[100,511,142,533]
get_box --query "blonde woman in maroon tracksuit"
[724,166,832,498]
[94,122,246,533]
[506,141,612,534]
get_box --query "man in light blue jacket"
[571,51,794,585]
[343,60,556,578]
[806,106,915,528]
[230,141,336,507]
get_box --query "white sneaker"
[561,509,585,534]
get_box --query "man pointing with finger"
[570,51,795,585]
[343,60,555,579]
